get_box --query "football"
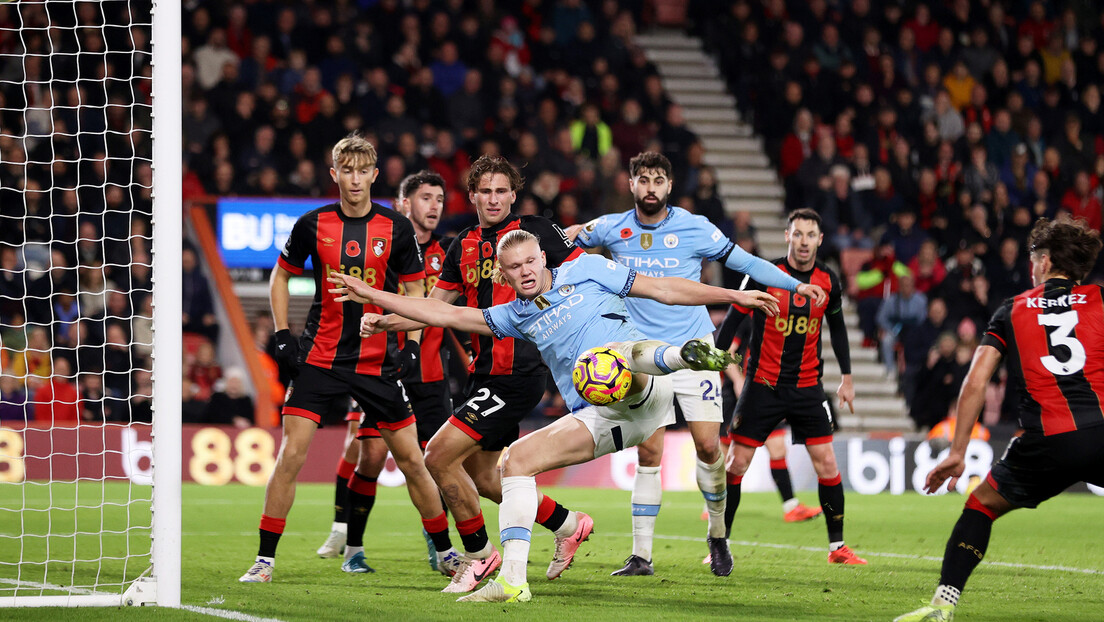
[572,346,633,406]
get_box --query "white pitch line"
[0,577,110,596]
[182,605,285,622]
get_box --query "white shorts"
[572,375,674,458]
[657,368,725,426]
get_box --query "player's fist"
[392,341,420,381]
[796,283,828,306]
[273,329,300,379]
[360,313,388,337]
[733,290,781,317]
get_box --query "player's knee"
[499,446,530,477]
[694,438,720,463]
[724,446,753,476]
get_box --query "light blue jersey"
[482,254,645,413]
[575,206,801,343]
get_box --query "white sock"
[331,521,347,533]
[344,545,363,561]
[829,540,845,552]
[782,498,799,513]
[499,476,537,585]
[553,510,578,539]
[932,584,960,607]
[696,455,727,538]
[631,465,662,561]
[612,340,686,375]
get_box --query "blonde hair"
[491,229,541,286]
[331,133,378,170]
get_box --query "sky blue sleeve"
[482,304,524,341]
[574,216,609,249]
[585,254,637,297]
[721,243,801,292]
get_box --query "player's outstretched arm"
[328,272,492,336]
[722,243,828,304]
[924,345,1002,493]
[374,288,462,333]
[629,273,780,316]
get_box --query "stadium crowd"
[3,0,1104,434]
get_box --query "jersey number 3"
[1038,310,1086,376]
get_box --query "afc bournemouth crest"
[640,233,653,249]
[428,253,442,272]
[372,237,387,257]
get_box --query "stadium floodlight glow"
[0,0,181,608]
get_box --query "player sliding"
[329,229,780,602]
[897,218,1104,622]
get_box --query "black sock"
[457,514,490,554]
[724,478,742,538]
[818,478,845,543]
[334,474,350,524]
[258,530,281,558]
[536,499,571,533]
[771,465,794,503]
[939,508,994,591]
[346,472,378,549]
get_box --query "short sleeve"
[697,218,736,262]
[575,216,608,249]
[390,216,426,282]
[584,254,637,297]
[277,213,313,275]
[980,298,1014,354]
[436,231,466,291]
[525,216,583,267]
[482,304,524,340]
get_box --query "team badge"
[429,254,442,272]
[664,234,679,248]
[640,233,653,249]
[372,237,387,257]
[620,228,632,239]
[345,240,361,257]
[558,284,575,296]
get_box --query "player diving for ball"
[329,228,780,602]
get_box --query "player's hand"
[360,313,389,337]
[732,290,780,317]
[328,271,375,304]
[924,451,966,494]
[796,283,828,306]
[392,340,420,381]
[564,224,584,242]
[837,375,855,414]
[273,329,300,379]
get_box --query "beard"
[635,191,668,216]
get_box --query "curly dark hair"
[628,151,673,179]
[399,170,446,201]
[466,154,524,192]
[1027,217,1103,282]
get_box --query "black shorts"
[729,381,834,446]
[722,380,787,440]
[357,380,453,444]
[283,364,413,430]
[987,426,1104,509]
[449,373,547,452]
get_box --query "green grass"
[3,482,1104,620]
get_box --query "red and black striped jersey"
[436,214,583,376]
[409,234,452,384]
[278,202,425,375]
[981,278,1104,436]
[735,259,843,388]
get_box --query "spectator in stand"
[876,273,927,379]
[188,340,222,403]
[610,99,653,168]
[910,238,947,295]
[943,61,977,112]
[904,3,939,54]
[569,102,611,162]
[1060,170,1103,232]
[881,207,927,265]
[796,127,844,214]
[129,369,153,424]
[0,375,30,423]
[868,168,905,232]
[206,367,254,428]
[692,166,727,228]
[987,237,1031,302]
[1054,114,1096,179]
[901,297,950,406]
[928,91,965,143]
[181,246,218,344]
[34,356,81,426]
[909,332,963,430]
[780,108,815,210]
[963,144,1001,205]
[985,109,1020,169]
[193,28,238,91]
[855,242,911,348]
[818,165,871,255]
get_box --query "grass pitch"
[3,482,1104,620]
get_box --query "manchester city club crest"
[640,233,653,249]
[558,284,575,296]
[664,234,678,248]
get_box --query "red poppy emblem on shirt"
[481,241,494,258]
[620,228,633,239]
[793,293,807,307]
[345,240,361,257]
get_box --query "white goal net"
[0,0,179,607]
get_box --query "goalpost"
[0,0,180,608]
